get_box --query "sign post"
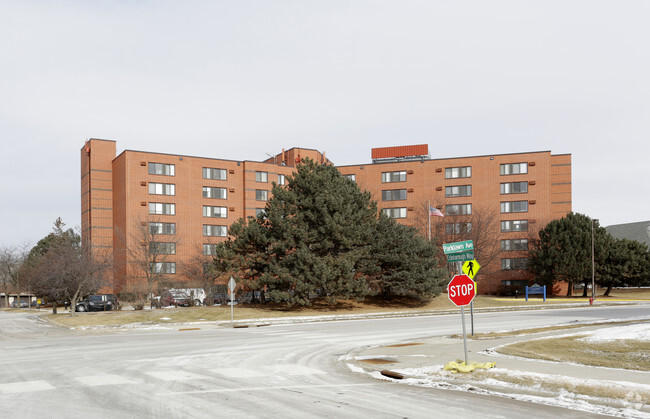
[447,274,477,365]
[444,241,477,337]
[461,259,480,336]
[228,276,236,328]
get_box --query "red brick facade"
[81,139,571,294]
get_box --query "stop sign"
[447,274,476,307]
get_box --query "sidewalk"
[348,322,650,417]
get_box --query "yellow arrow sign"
[462,259,480,279]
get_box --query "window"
[255,171,268,182]
[277,174,286,185]
[203,225,227,237]
[501,220,528,232]
[203,244,217,255]
[446,222,472,235]
[151,262,176,274]
[501,239,528,251]
[150,242,176,255]
[382,208,407,219]
[149,202,175,215]
[382,171,406,183]
[501,201,528,213]
[203,186,227,199]
[500,162,528,175]
[149,222,176,235]
[255,208,266,217]
[445,166,471,179]
[501,258,528,270]
[382,189,407,201]
[256,190,268,201]
[445,185,472,197]
[343,174,356,182]
[148,183,175,196]
[203,206,227,218]
[446,204,472,216]
[203,167,227,180]
[501,181,528,194]
[149,163,174,176]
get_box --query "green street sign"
[446,251,475,262]
[442,240,474,255]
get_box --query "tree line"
[2,161,648,310]
[529,212,650,296]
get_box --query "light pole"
[591,218,599,303]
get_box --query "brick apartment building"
[81,139,571,295]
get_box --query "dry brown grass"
[571,287,650,300]
[497,333,650,371]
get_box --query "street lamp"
[591,218,599,304]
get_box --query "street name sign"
[442,240,474,255]
[446,252,474,263]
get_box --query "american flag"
[429,206,444,217]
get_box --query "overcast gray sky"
[1,0,648,248]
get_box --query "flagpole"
[427,200,430,241]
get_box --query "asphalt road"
[0,304,647,418]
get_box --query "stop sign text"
[447,274,476,307]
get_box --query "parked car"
[11,301,28,308]
[75,294,120,312]
[160,290,191,307]
[205,292,228,305]
[169,288,205,306]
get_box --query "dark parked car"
[160,290,191,307]
[76,294,119,312]
[204,293,228,305]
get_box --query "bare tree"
[0,244,30,308]
[411,199,501,277]
[116,218,179,309]
[179,242,223,293]
[25,219,112,315]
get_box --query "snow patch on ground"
[582,323,650,342]
[355,365,650,418]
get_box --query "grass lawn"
[497,331,650,371]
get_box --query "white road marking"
[146,371,210,381]
[158,383,375,396]
[210,368,267,378]
[0,380,55,393]
[265,365,325,376]
[75,374,136,387]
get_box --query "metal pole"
[591,219,595,303]
[470,300,474,336]
[457,260,474,336]
[461,305,468,365]
[230,288,234,328]
[427,200,431,241]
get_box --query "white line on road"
[75,374,136,387]
[0,380,55,393]
[145,371,211,381]
[158,383,377,396]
